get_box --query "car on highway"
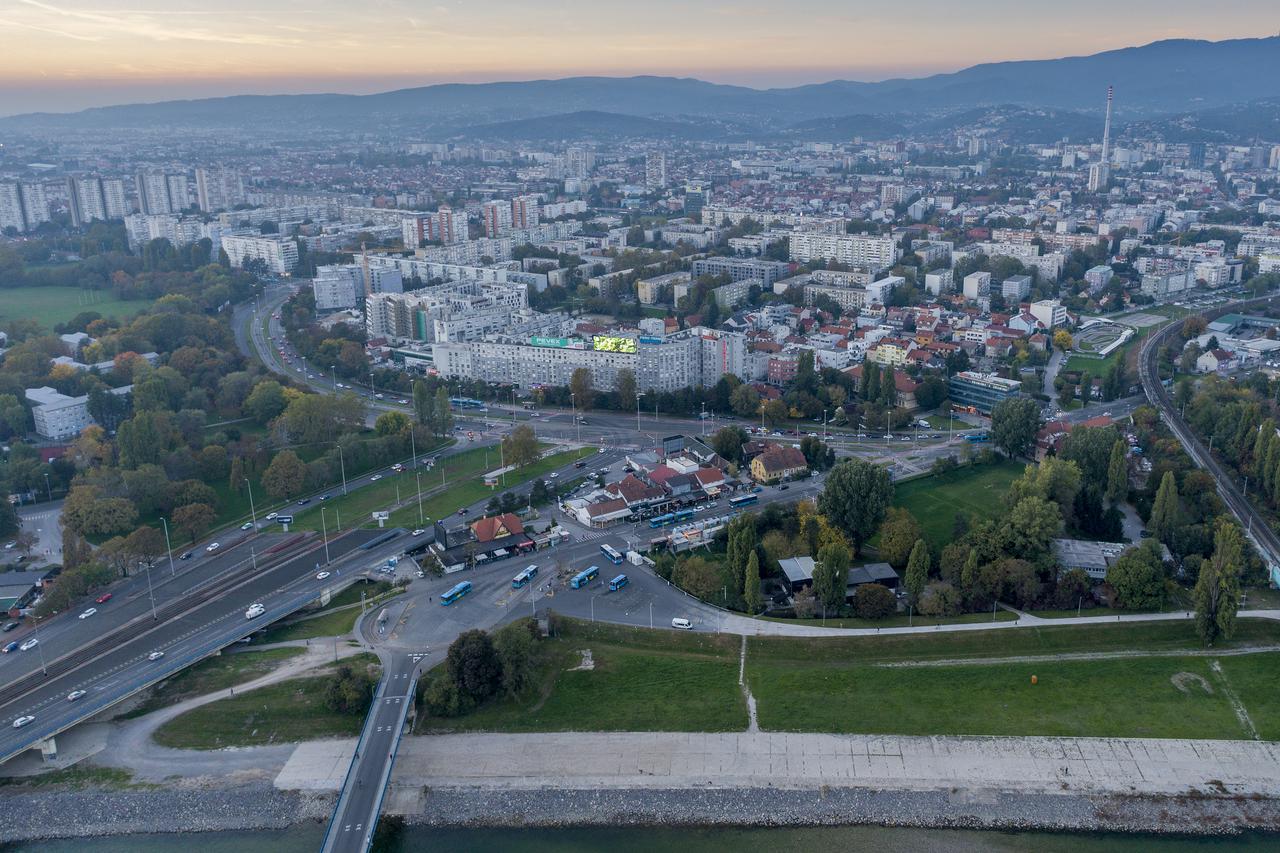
[297,497,311,505]
[66,690,86,702]
[266,512,279,521]
[411,529,425,536]
[147,651,165,661]
[320,494,331,501]
[96,593,113,604]
[180,551,193,560]
[778,484,790,491]
[245,603,266,619]
[2,621,17,633]
[457,508,468,515]
[205,542,220,552]
[549,472,559,478]
[11,715,34,729]
[397,399,408,406]
[2,641,17,654]
[315,571,331,580]
[240,522,254,531]
[370,474,383,482]
[19,638,38,651]
[78,608,97,620]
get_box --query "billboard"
[593,335,637,354]
[530,336,570,348]
[638,336,663,345]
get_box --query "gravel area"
[0,782,334,843]
[398,786,1280,836]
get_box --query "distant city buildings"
[196,167,246,213]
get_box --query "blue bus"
[728,494,758,509]
[512,565,539,589]
[571,566,599,589]
[609,574,629,591]
[649,513,675,528]
[441,581,472,605]
[448,396,487,411]
[673,508,696,523]
[600,544,624,565]
[964,433,990,443]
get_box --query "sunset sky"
[0,0,1272,115]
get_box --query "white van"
[671,617,693,630]
[245,603,266,620]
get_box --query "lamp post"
[636,392,645,433]
[415,471,424,526]
[32,614,48,675]
[143,561,158,621]
[700,402,706,437]
[320,507,331,564]
[331,365,337,391]
[571,393,581,444]
[337,444,348,495]
[160,516,176,578]
[43,473,51,502]
[244,478,258,529]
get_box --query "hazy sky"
[0,0,1274,115]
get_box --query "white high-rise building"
[167,174,191,211]
[962,271,992,301]
[196,167,246,213]
[788,232,899,271]
[565,146,593,179]
[67,176,106,226]
[220,234,298,275]
[645,151,667,190]
[312,265,360,311]
[102,178,129,219]
[137,172,174,214]
[0,182,49,233]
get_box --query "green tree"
[853,583,896,619]
[817,459,893,555]
[244,380,287,425]
[501,424,541,468]
[1194,519,1242,646]
[374,410,411,437]
[1060,425,1120,484]
[1105,438,1129,504]
[862,361,881,402]
[413,380,436,434]
[493,619,539,696]
[761,398,788,428]
[990,397,1041,458]
[569,367,594,410]
[433,387,454,437]
[324,663,375,714]
[446,629,503,703]
[904,538,930,605]
[262,449,307,499]
[877,507,922,569]
[743,551,762,613]
[813,541,851,613]
[615,368,638,413]
[1148,470,1180,543]
[1106,540,1165,610]
[172,502,216,543]
[710,427,747,464]
[1003,496,1062,557]
[724,514,757,592]
[730,383,761,419]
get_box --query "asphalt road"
[0,528,403,763]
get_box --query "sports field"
[0,286,153,331]
[892,459,1024,548]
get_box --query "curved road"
[1138,294,1280,566]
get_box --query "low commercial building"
[948,371,1021,415]
[750,445,808,484]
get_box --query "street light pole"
[160,516,176,578]
[338,444,348,495]
[32,614,47,675]
[321,508,331,564]
[143,562,158,621]
[43,473,51,502]
[416,471,424,526]
[700,402,706,437]
[636,392,644,433]
[244,478,258,529]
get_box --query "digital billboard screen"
[592,336,637,353]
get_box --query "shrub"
[853,583,896,619]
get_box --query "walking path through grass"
[873,644,1280,668]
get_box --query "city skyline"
[0,0,1276,115]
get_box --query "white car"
[266,512,279,521]
[12,715,34,729]
[549,472,559,478]
[240,522,254,531]
[78,608,97,620]
[66,690,86,702]
[147,651,165,661]
[671,617,694,630]
[411,529,425,537]
[370,474,383,482]
[315,571,331,581]
[206,542,220,552]
[19,638,38,652]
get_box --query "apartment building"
[25,386,92,440]
[195,168,246,213]
[220,234,299,275]
[788,232,898,271]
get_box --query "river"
[4,826,1278,852]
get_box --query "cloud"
[14,0,306,46]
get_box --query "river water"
[4,826,1278,852]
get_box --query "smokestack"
[1101,85,1113,164]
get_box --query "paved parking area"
[383,731,1280,797]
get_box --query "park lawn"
[746,619,1280,667]
[1214,653,1280,741]
[152,664,380,749]
[384,446,596,529]
[0,286,154,331]
[120,647,304,718]
[419,620,745,733]
[891,460,1024,549]
[254,583,400,644]
[747,655,1248,739]
[761,610,1019,630]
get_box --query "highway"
[0,527,405,764]
[1139,293,1280,567]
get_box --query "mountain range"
[3,36,1279,141]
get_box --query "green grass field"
[891,460,1024,549]
[120,647,304,718]
[0,286,154,331]
[253,581,396,644]
[762,610,1019,630]
[153,655,380,749]
[418,619,746,733]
